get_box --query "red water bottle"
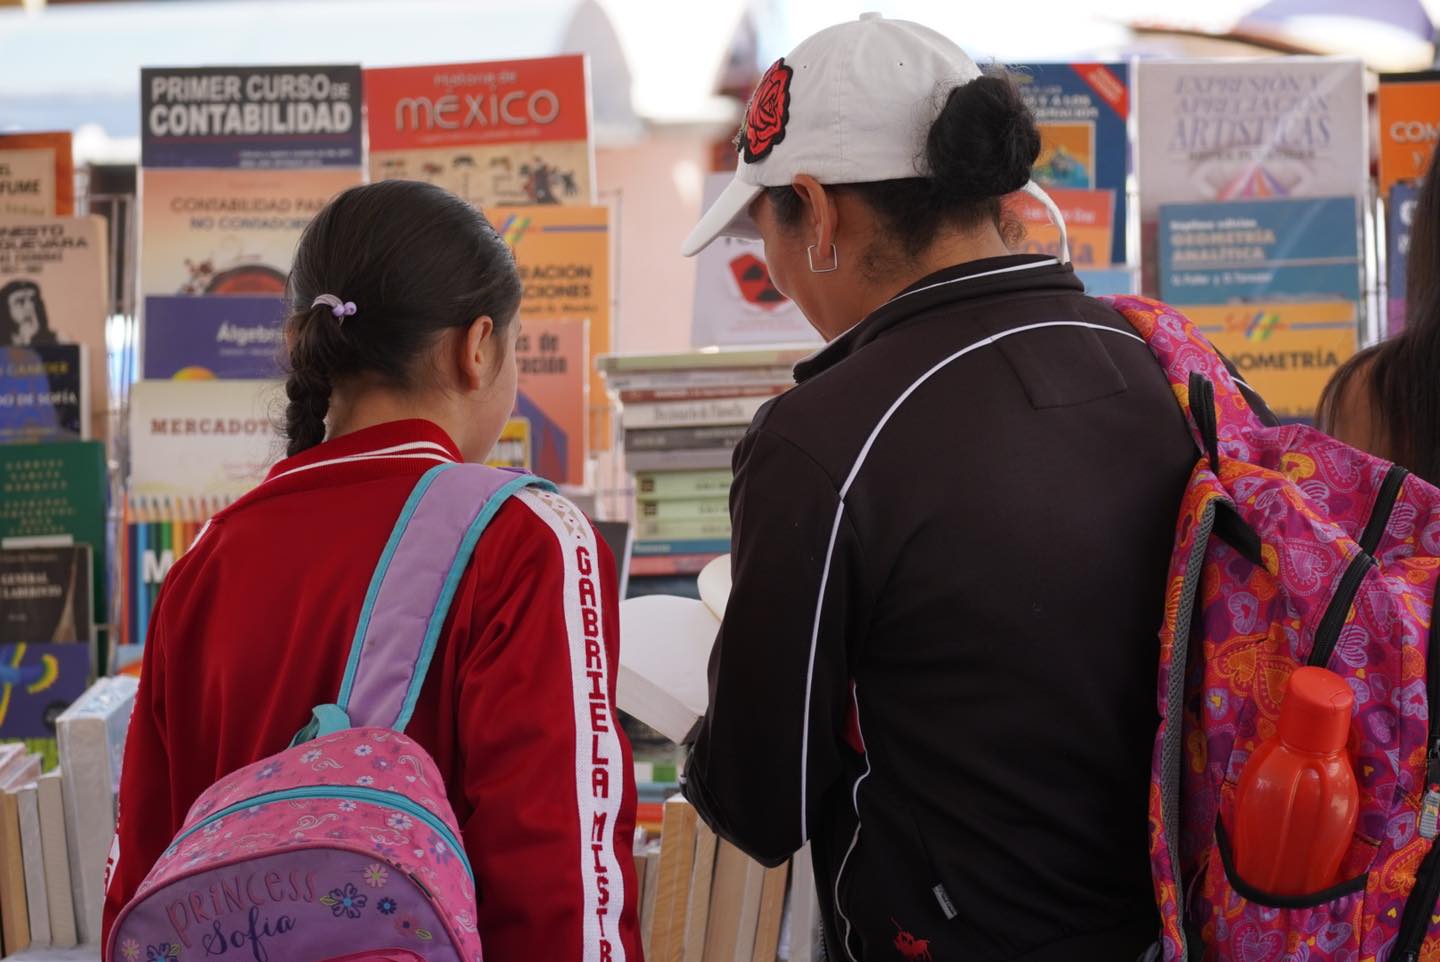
[1231,666,1359,895]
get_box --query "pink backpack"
[1102,296,1440,962]
[106,463,551,962]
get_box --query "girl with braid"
[104,181,642,962]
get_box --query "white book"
[57,675,139,944]
[617,596,719,745]
[780,844,821,962]
[36,770,76,949]
[616,557,729,744]
[17,783,50,949]
[0,753,43,791]
[0,745,27,785]
[697,557,730,620]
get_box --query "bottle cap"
[1279,666,1354,755]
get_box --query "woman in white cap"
[680,14,1270,962]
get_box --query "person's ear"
[455,315,496,391]
[792,174,838,271]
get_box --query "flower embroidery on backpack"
[354,744,374,757]
[356,775,375,786]
[378,897,398,915]
[120,939,140,961]
[301,749,323,764]
[146,944,181,962]
[322,882,368,919]
[256,761,282,779]
[363,863,390,888]
[386,813,414,832]
[395,913,434,941]
[338,800,358,813]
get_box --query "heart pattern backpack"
[106,463,552,962]
[1100,295,1440,962]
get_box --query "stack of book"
[636,796,822,962]
[598,348,807,577]
[0,170,112,693]
[0,675,138,958]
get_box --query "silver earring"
[807,244,839,273]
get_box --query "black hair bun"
[926,74,1041,203]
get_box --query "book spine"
[650,799,699,961]
[636,519,732,541]
[626,448,734,473]
[636,498,731,522]
[682,821,718,962]
[58,715,107,945]
[787,843,819,962]
[621,396,770,430]
[19,786,50,949]
[602,365,797,389]
[640,845,662,957]
[624,424,749,452]
[619,385,785,404]
[37,773,76,949]
[56,677,136,944]
[634,471,733,501]
[629,554,724,577]
[0,791,31,953]
[632,538,732,557]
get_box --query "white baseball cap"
[681,12,1069,261]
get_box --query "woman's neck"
[833,222,1017,339]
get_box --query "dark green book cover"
[0,441,107,637]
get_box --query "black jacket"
[683,256,1269,961]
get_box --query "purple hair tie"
[311,293,357,322]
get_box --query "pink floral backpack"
[106,463,551,962]
[1101,295,1440,962]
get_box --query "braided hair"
[281,180,521,457]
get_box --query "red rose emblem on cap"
[739,58,793,164]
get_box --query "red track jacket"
[102,419,642,962]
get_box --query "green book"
[636,518,732,541]
[636,497,730,523]
[634,469,733,502]
[0,442,108,641]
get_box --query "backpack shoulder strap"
[1099,294,1264,462]
[293,463,554,744]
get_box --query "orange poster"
[1182,301,1358,419]
[139,167,362,296]
[489,205,610,449]
[1005,188,1114,268]
[1378,73,1440,195]
[365,56,594,208]
[0,132,74,218]
[511,317,588,485]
